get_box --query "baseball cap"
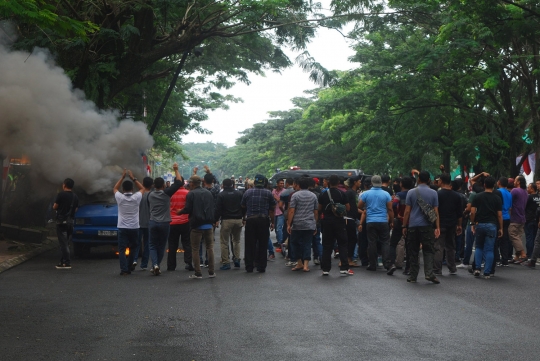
[371,175,382,187]
[254,174,265,187]
[313,177,319,185]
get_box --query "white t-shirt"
[115,192,143,229]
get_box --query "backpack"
[327,189,347,218]
[415,188,437,224]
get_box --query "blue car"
[72,200,119,257]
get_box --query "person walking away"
[524,183,540,258]
[318,175,352,276]
[434,173,463,275]
[113,170,144,275]
[509,175,528,263]
[389,176,413,274]
[345,175,362,267]
[402,171,441,284]
[168,176,194,271]
[357,175,394,273]
[287,177,318,272]
[242,174,276,273]
[131,176,153,270]
[469,176,503,278]
[147,163,183,275]
[177,175,216,279]
[215,178,244,270]
[495,177,512,266]
[53,178,79,269]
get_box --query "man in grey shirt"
[287,177,318,272]
[147,163,182,275]
[402,171,441,284]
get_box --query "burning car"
[72,196,119,257]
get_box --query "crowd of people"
[52,164,540,282]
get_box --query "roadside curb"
[0,237,57,274]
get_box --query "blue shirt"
[360,187,391,223]
[405,184,439,227]
[241,187,276,217]
[498,187,512,220]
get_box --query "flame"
[165,249,185,253]
[115,247,130,256]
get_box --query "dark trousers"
[168,223,192,270]
[357,221,369,265]
[407,226,435,280]
[499,219,511,265]
[56,224,72,265]
[367,222,391,269]
[117,228,138,273]
[245,217,270,271]
[389,219,402,266]
[346,220,358,259]
[321,219,349,272]
[434,226,457,273]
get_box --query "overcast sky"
[184,5,356,147]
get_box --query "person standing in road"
[53,178,79,270]
[272,179,285,251]
[132,176,153,270]
[402,171,441,284]
[113,170,144,275]
[318,174,352,276]
[287,177,318,272]
[215,178,244,270]
[509,175,528,263]
[469,176,503,278]
[168,175,194,272]
[433,173,463,275]
[241,174,276,273]
[177,175,216,279]
[147,163,183,276]
[345,175,362,268]
[357,175,394,273]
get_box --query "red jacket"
[170,188,189,225]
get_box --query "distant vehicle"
[268,169,368,186]
[72,199,118,257]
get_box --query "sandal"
[291,267,303,271]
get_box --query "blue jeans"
[291,230,314,261]
[525,221,537,258]
[148,220,170,268]
[268,237,275,255]
[474,223,496,275]
[132,227,149,268]
[463,224,474,265]
[275,215,285,244]
[312,225,322,260]
[118,228,138,273]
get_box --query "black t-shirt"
[345,189,359,219]
[54,191,79,219]
[525,193,540,223]
[471,191,502,225]
[437,188,463,228]
[381,186,393,197]
[319,188,347,220]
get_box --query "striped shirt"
[241,187,276,217]
[289,189,318,230]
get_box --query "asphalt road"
[1,230,539,361]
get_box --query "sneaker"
[468,266,474,274]
[204,260,209,268]
[425,275,440,284]
[339,269,353,276]
[322,271,329,276]
[141,267,148,271]
[233,259,241,268]
[185,264,195,271]
[208,273,216,278]
[386,265,397,276]
[473,270,480,277]
[152,265,161,276]
[130,262,137,272]
[449,270,457,275]
[483,274,490,279]
[268,254,276,261]
[273,242,280,247]
[55,263,71,270]
[502,263,509,267]
[496,261,502,267]
[456,263,468,269]
[347,269,354,275]
[285,261,297,267]
[524,260,536,268]
[406,278,417,283]
[189,274,203,279]
[334,251,340,259]
[402,270,411,275]
[219,264,231,271]
[314,259,321,265]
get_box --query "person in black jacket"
[215,178,245,270]
[178,175,216,279]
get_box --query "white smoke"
[0,43,154,194]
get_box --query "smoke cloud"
[0,43,154,194]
